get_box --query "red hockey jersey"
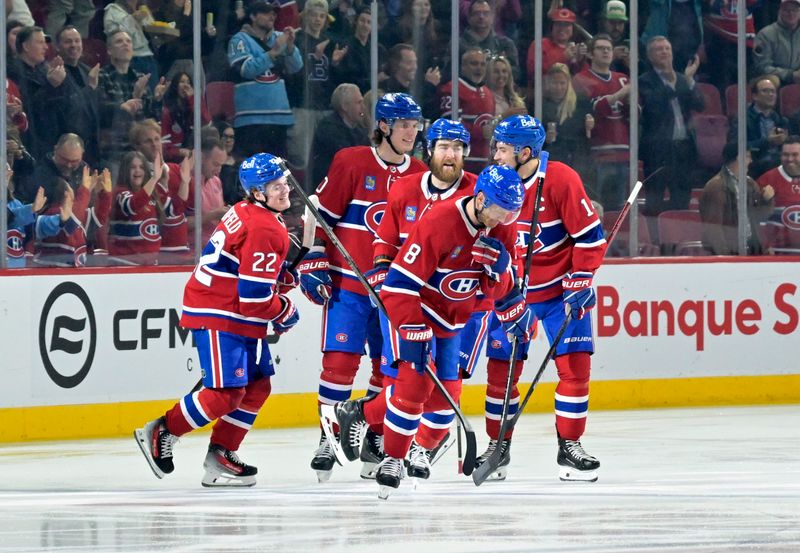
[315,146,426,295]
[572,68,631,163]
[381,196,517,337]
[158,163,189,252]
[181,201,290,339]
[373,170,477,261]
[757,166,800,209]
[109,186,161,264]
[516,160,607,303]
[438,79,496,172]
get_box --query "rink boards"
[0,258,798,442]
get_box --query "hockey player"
[322,165,534,499]
[298,93,427,482]
[477,114,607,482]
[367,118,477,480]
[134,153,301,487]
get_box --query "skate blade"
[133,428,164,480]
[558,466,598,482]
[360,462,377,480]
[429,434,455,466]
[201,468,257,487]
[411,476,428,490]
[319,405,347,465]
[377,484,397,500]
[315,469,333,483]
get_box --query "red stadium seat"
[206,81,236,123]
[693,114,729,169]
[695,82,723,116]
[602,210,658,257]
[779,83,800,118]
[688,188,703,211]
[80,38,109,68]
[657,210,710,256]
[724,84,753,118]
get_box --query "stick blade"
[471,445,504,485]
[460,427,478,476]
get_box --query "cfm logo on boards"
[38,282,97,389]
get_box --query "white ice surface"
[0,405,798,553]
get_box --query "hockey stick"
[279,160,480,475]
[500,180,644,437]
[472,151,549,485]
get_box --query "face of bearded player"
[429,139,465,183]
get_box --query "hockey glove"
[397,324,433,373]
[365,262,390,308]
[276,261,300,295]
[272,295,300,334]
[562,271,596,320]
[495,288,536,343]
[297,251,332,305]
[472,236,510,282]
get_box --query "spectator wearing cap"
[754,0,800,86]
[527,8,587,90]
[459,0,519,79]
[601,0,630,74]
[8,26,58,160]
[700,142,774,255]
[227,0,302,160]
[641,0,702,72]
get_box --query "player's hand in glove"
[297,251,332,305]
[365,262,389,308]
[272,295,300,334]
[472,236,510,282]
[397,323,433,373]
[495,288,536,342]
[562,271,595,319]
[276,261,300,295]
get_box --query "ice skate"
[319,397,368,463]
[375,456,404,500]
[557,437,599,482]
[473,439,511,481]
[201,444,257,487]
[406,441,432,485]
[429,430,454,466]
[359,428,385,480]
[310,430,337,483]
[133,417,178,479]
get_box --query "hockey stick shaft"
[473,153,549,485]
[280,161,479,475]
[509,180,643,429]
[286,195,319,272]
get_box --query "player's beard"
[430,156,463,184]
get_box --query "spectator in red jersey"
[108,150,163,266]
[758,137,800,254]
[160,71,211,163]
[527,8,587,92]
[573,33,631,211]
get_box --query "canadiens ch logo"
[235,368,245,378]
[363,201,386,235]
[364,176,376,190]
[781,205,800,231]
[405,206,417,222]
[439,270,481,301]
[335,333,349,342]
[7,228,24,258]
[140,218,160,242]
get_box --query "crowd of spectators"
[4,0,800,269]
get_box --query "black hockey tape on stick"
[279,160,480,475]
[473,178,643,485]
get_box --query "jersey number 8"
[403,243,421,264]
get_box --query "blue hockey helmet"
[374,92,423,128]
[493,114,546,157]
[239,153,287,194]
[426,118,471,153]
[474,164,524,213]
